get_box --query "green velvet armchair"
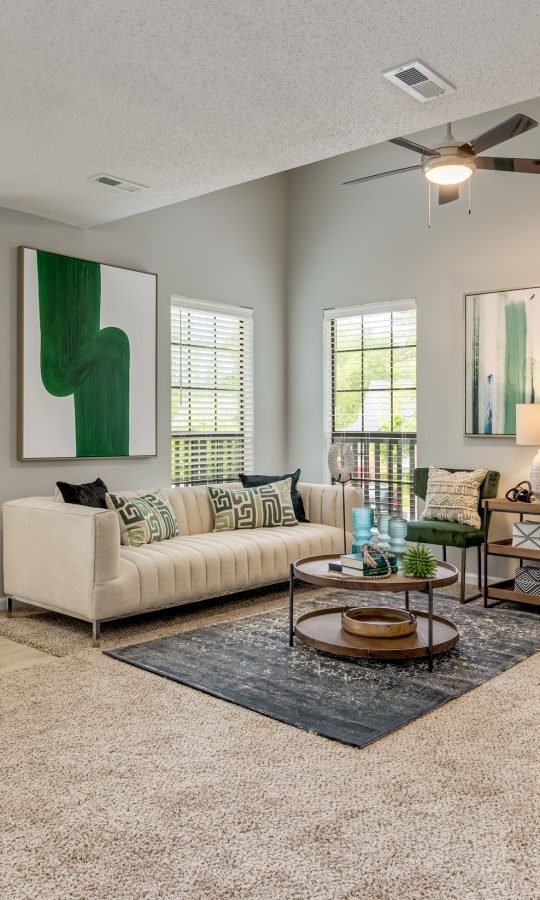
[406,468,500,603]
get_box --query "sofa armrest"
[298,483,363,531]
[2,497,120,620]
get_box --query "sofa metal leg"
[442,546,447,562]
[5,596,13,618]
[92,621,101,647]
[460,548,467,604]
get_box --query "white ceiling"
[1,0,540,228]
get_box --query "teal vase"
[378,514,391,550]
[388,516,408,556]
[352,507,374,552]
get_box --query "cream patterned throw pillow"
[106,490,179,547]
[420,467,487,529]
[207,478,298,532]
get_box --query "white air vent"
[89,174,148,193]
[383,61,455,102]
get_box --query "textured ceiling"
[1,0,540,227]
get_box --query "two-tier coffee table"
[288,555,459,672]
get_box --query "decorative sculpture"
[328,443,355,483]
[328,443,355,552]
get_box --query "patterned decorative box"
[515,566,540,596]
[511,520,540,550]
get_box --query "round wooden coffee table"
[289,554,459,672]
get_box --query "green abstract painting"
[19,247,157,460]
[465,287,540,436]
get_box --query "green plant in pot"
[402,543,438,579]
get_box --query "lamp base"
[531,449,540,502]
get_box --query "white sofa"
[3,482,362,645]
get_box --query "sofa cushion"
[240,469,308,522]
[407,519,483,549]
[93,522,347,618]
[106,490,179,547]
[56,477,108,508]
[208,479,298,532]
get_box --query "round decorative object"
[352,507,374,551]
[388,516,408,555]
[402,544,438,579]
[341,606,417,639]
[327,444,355,483]
[378,514,391,550]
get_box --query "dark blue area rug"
[105,592,540,748]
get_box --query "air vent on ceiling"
[89,173,148,193]
[383,61,455,102]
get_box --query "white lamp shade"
[516,404,540,445]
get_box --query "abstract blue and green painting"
[465,288,540,435]
[20,247,157,460]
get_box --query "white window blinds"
[323,300,417,519]
[171,297,254,485]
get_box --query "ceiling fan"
[343,113,540,206]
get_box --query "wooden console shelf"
[482,498,540,608]
[486,578,540,608]
[487,537,540,563]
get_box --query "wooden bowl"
[341,606,417,639]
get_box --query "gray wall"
[286,97,540,565]
[0,174,287,586]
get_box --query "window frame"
[323,300,417,519]
[171,295,254,486]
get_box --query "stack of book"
[329,552,398,577]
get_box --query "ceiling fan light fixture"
[424,157,476,185]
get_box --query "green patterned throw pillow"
[106,490,179,547]
[207,478,298,532]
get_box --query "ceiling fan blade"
[342,165,422,186]
[438,184,460,204]
[389,137,439,156]
[475,156,540,174]
[463,114,538,155]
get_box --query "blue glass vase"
[388,516,408,557]
[378,514,391,550]
[352,507,374,553]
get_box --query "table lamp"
[516,404,540,501]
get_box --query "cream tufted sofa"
[3,482,362,645]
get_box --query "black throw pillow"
[56,477,109,509]
[239,469,308,522]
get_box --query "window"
[171,297,254,485]
[324,300,417,519]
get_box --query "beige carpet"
[0,641,538,899]
[0,583,322,656]
[0,582,478,658]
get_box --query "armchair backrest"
[413,468,500,517]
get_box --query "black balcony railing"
[171,432,246,486]
[332,432,417,520]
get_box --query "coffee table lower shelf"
[294,606,459,661]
